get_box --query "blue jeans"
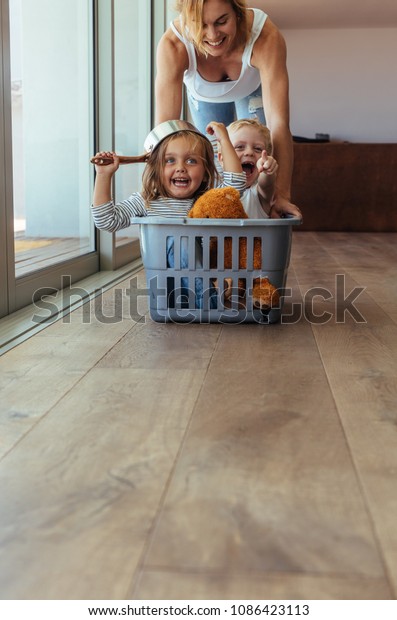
[186,85,266,134]
[166,237,217,310]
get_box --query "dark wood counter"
[291,143,397,231]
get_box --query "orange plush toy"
[188,187,280,310]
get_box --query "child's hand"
[92,151,120,175]
[257,150,278,176]
[205,121,228,143]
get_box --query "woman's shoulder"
[251,17,286,62]
[157,22,189,69]
[160,19,187,48]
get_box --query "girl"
[91,121,244,225]
[91,120,246,308]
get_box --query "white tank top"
[170,8,267,103]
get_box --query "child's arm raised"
[92,151,120,207]
[205,122,242,174]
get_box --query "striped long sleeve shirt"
[91,171,246,232]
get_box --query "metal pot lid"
[144,120,210,153]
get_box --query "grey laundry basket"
[133,216,301,324]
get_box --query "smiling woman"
[155,0,301,219]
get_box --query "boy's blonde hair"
[174,0,249,56]
[141,131,219,202]
[227,118,273,154]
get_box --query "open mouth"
[172,178,190,187]
[205,37,226,48]
[242,162,255,175]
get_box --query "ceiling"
[250,0,397,29]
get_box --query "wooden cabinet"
[291,143,397,231]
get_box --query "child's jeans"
[166,237,217,309]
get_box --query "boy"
[219,118,291,218]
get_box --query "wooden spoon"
[90,153,149,165]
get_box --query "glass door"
[10,0,96,279]
[0,0,98,316]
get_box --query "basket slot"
[187,236,196,270]
[195,277,203,309]
[178,236,187,270]
[255,237,262,270]
[231,236,239,270]
[202,236,211,269]
[173,277,188,309]
[217,236,224,270]
[166,276,175,308]
[201,276,216,311]
[209,237,218,269]
[246,276,255,311]
[187,277,196,308]
[202,276,219,310]
[194,237,203,269]
[224,277,246,310]
[166,235,175,269]
[245,236,254,269]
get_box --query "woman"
[155,0,301,218]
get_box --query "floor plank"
[312,322,397,598]
[97,321,222,370]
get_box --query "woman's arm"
[251,20,302,218]
[155,27,189,124]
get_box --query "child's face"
[229,126,268,187]
[163,136,206,199]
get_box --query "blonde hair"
[141,131,219,202]
[227,118,273,154]
[174,0,249,56]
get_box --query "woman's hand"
[270,196,302,219]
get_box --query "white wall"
[284,28,397,143]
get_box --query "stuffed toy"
[189,187,280,310]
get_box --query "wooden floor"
[1,231,397,601]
